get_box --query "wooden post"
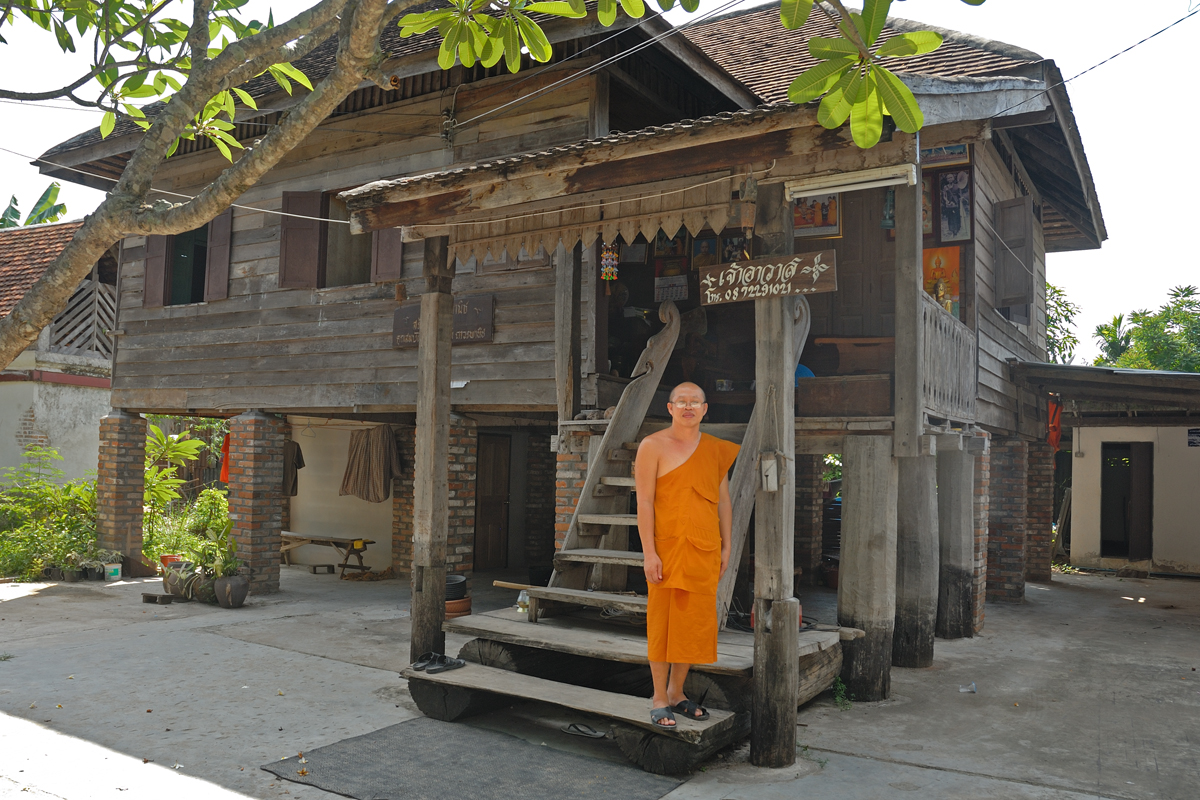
[936,442,975,639]
[893,166,924,458]
[750,181,798,768]
[838,435,898,701]
[410,235,453,663]
[892,454,939,667]
[555,241,583,424]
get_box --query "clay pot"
[214,575,249,609]
[61,568,82,582]
[445,596,472,619]
[193,577,217,604]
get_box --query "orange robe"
[646,433,740,664]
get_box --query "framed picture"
[923,246,961,316]
[720,233,750,263]
[654,230,687,257]
[692,237,720,268]
[922,176,934,236]
[793,193,841,239]
[921,144,970,168]
[621,242,648,263]
[938,169,973,243]
[654,258,689,302]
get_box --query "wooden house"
[40,6,1105,771]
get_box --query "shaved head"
[669,382,706,403]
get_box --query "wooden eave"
[1011,361,1200,410]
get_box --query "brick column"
[987,437,1027,603]
[227,410,285,594]
[96,409,146,555]
[392,426,416,574]
[526,432,558,566]
[554,429,592,550]
[446,418,477,579]
[972,430,990,633]
[794,454,825,587]
[1025,441,1055,583]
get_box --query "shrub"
[0,447,98,580]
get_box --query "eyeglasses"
[671,400,705,409]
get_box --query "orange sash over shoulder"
[652,433,741,595]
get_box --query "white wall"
[284,418,395,572]
[1072,426,1200,574]
[0,381,107,482]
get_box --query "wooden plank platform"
[554,548,645,568]
[577,513,639,526]
[401,662,736,745]
[599,476,636,487]
[526,586,647,616]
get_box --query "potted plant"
[192,518,247,608]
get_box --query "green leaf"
[808,37,860,59]
[873,65,923,132]
[123,85,158,98]
[515,13,552,62]
[525,2,587,17]
[232,87,257,110]
[817,66,862,128]
[779,0,813,30]
[860,0,889,46]
[52,21,75,53]
[99,111,116,138]
[272,62,312,91]
[267,65,293,95]
[787,57,855,104]
[26,182,66,226]
[597,0,617,27]
[656,0,676,10]
[503,18,522,72]
[1,197,19,229]
[680,0,699,10]
[438,24,460,69]
[850,71,883,147]
[458,22,477,68]
[876,31,943,57]
[618,0,646,18]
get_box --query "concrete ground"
[1,567,1197,799]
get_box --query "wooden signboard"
[393,294,494,348]
[699,250,837,306]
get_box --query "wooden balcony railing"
[50,277,116,360]
[921,291,976,422]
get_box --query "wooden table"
[281,532,375,577]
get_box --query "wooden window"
[994,195,1034,313]
[143,212,232,307]
[279,190,396,288]
[279,191,323,288]
[323,194,372,287]
[167,225,209,305]
[142,234,169,308]
[371,227,405,282]
[204,209,232,302]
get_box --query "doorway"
[1099,442,1153,559]
[475,433,512,571]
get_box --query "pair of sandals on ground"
[651,698,709,727]
[410,651,466,674]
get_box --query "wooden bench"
[281,532,375,577]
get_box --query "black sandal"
[411,652,438,671]
[425,654,466,674]
[650,707,676,728]
[673,699,710,721]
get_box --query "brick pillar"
[227,410,285,595]
[987,437,1027,603]
[1025,441,1055,583]
[279,423,292,535]
[96,410,146,555]
[972,430,990,634]
[446,418,477,579]
[794,454,825,588]
[526,432,558,566]
[393,426,416,574]
[554,429,592,550]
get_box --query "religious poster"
[793,193,841,238]
[654,257,689,302]
[921,143,970,167]
[720,233,750,263]
[922,176,934,236]
[700,250,836,306]
[922,246,960,316]
[654,230,687,257]
[692,237,719,268]
[939,170,973,243]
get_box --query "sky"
[1,0,1197,362]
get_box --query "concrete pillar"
[1025,441,1055,583]
[794,454,825,588]
[228,410,285,594]
[987,437,1027,603]
[838,435,898,701]
[893,455,939,667]
[96,409,146,556]
[936,444,975,639]
[972,430,991,633]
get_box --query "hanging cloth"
[219,433,231,483]
[339,424,403,503]
[1047,397,1063,452]
[282,439,306,497]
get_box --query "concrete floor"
[1,566,1197,799]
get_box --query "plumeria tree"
[0,0,982,367]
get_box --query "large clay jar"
[214,575,249,609]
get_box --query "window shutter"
[204,209,233,301]
[370,227,405,282]
[142,234,170,308]
[279,191,323,288]
[995,195,1034,309]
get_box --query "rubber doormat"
[261,717,680,800]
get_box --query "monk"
[635,381,740,728]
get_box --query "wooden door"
[474,434,512,571]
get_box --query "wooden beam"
[935,446,975,639]
[893,166,924,458]
[892,455,939,668]
[555,241,583,423]
[410,235,453,663]
[750,181,798,768]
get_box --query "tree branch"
[821,0,872,60]
[188,0,217,64]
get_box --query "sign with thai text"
[392,294,494,348]
[699,250,837,306]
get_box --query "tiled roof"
[682,4,1042,104]
[0,221,85,318]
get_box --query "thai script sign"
[392,294,494,348]
[699,250,837,306]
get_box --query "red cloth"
[219,433,230,483]
[1047,398,1063,451]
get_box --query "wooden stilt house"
[43,6,1104,773]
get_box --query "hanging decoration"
[600,242,619,294]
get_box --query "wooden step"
[401,661,735,744]
[526,586,647,621]
[599,476,636,487]
[607,449,633,461]
[577,513,638,527]
[554,548,644,569]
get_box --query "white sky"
[1,0,1197,362]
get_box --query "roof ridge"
[0,218,85,235]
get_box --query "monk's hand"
[644,552,663,584]
[720,550,730,579]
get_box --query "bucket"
[104,562,122,582]
[160,554,182,571]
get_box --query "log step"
[526,586,647,617]
[554,548,645,568]
[578,513,639,527]
[401,661,735,744]
[599,476,636,487]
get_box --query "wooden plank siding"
[112,68,609,415]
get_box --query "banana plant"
[0,183,68,228]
